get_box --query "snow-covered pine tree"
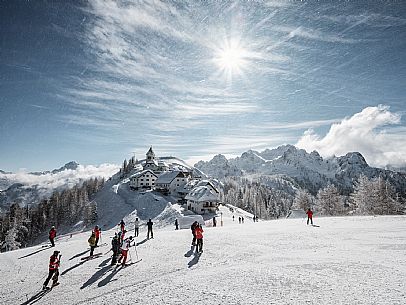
[316,184,343,215]
[292,189,314,211]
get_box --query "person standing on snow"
[146,219,154,239]
[111,233,121,266]
[238,217,241,224]
[306,208,314,225]
[119,219,125,232]
[43,250,61,290]
[118,236,134,266]
[49,226,57,247]
[175,219,179,230]
[134,218,140,237]
[191,221,198,246]
[241,216,244,224]
[212,216,217,227]
[88,232,97,256]
[94,225,101,247]
[195,224,204,253]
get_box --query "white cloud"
[296,105,406,167]
[1,164,119,191]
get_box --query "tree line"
[0,177,104,252]
[222,174,405,219]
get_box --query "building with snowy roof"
[129,169,158,190]
[143,147,159,172]
[155,170,189,195]
[185,186,220,214]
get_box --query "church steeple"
[146,146,155,162]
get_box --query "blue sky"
[0,0,405,171]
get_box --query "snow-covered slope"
[195,145,406,195]
[1,215,405,304]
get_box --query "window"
[140,179,143,181]
[140,183,143,185]
[146,179,149,181]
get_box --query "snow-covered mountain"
[0,162,119,211]
[195,145,406,196]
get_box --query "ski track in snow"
[1,215,406,305]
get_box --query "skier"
[242,216,244,224]
[212,216,217,227]
[238,217,241,224]
[118,236,134,266]
[119,219,125,232]
[49,226,57,247]
[306,208,314,225]
[175,219,179,230]
[111,233,120,266]
[195,224,204,253]
[118,229,126,243]
[94,225,101,247]
[43,250,61,290]
[232,215,235,221]
[134,218,139,237]
[146,219,153,239]
[191,221,198,246]
[88,232,97,256]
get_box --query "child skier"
[49,226,57,247]
[118,236,134,266]
[134,218,139,237]
[88,232,97,256]
[94,225,101,247]
[195,224,204,253]
[306,208,314,225]
[43,250,61,290]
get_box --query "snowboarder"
[191,221,198,246]
[88,232,97,256]
[212,216,217,227]
[195,224,204,253]
[43,250,61,290]
[119,219,125,232]
[134,218,139,237]
[146,219,153,239]
[306,208,314,225]
[49,226,57,247]
[94,225,101,247]
[238,217,241,224]
[175,219,179,230]
[118,236,134,266]
[111,233,120,266]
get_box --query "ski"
[80,253,103,260]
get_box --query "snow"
[1,215,405,304]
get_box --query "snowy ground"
[1,214,405,305]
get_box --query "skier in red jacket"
[43,250,61,290]
[195,224,204,253]
[306,208,313,225]
[94,225,101,247]
[49,226,57,247]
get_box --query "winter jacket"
[191,222,197,234]
[147,221,153,229]
[195,227,204,239]
[94,228,101,238]
[134,220,139,228]
[49,228,57,239]
[49,255,60,270]
[120,238,132,251]
[112,237,120,253]
[306,210,313,218]
[88,235,97,247]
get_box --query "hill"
[1,214,405,304]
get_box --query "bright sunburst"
[213,39,250,81]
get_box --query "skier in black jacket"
[146,219,154,239]
[111,233,120,266]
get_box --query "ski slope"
[1,215,405,305]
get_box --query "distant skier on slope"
[306,208,314,225]
[195,224,204,253]
[191,221,198,246]
[242,216,244,223]
[175,219,179,230]
[119,219,125,232]
[43,250,61,290]
[238,217,241,224]
[212,216,217,227]
[134,218,140,237]
[94,225,101,247]
[88,232,97,256]
[111,233,121,266]
[118,236,134,266]
[146,219,154,239]
[49,226,57,247]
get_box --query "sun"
[213,39,250,81]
